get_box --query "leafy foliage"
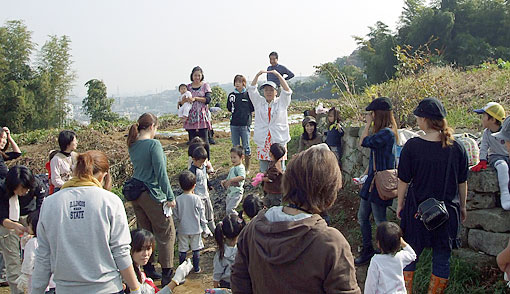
[82,79,119,123]
[210,85,227,108]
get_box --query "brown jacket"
[231,210,361,294]
[298,134,323,152]
[263,162,282,194]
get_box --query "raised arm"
[269,70,290,92]
[251,70,264,86]
[4,127,20,153]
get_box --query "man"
[266,51,294,87]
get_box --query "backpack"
[455,133,480,166]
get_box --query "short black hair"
[179,170,196,191]
[242,194,264,218]
[5,166,35,197]
[192,146,208,160]
[190,66,204,82]
[269,51,278,59]
[270,143,286,161]
[179,84,187,90]
[486,113,502,126]
[58,130,76,151]
[230,145,244,158]
[27,209,40,237]
[376,222,403,254]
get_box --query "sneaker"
[194,267,201,273]
[161,268,174,287]
[143,263,162,280]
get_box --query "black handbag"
[415,147,453,231]
[122,177,147,201]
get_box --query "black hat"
[413,97,447,120]
[366,97,392,111]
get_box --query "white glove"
[15,274,28,292]
[172,258,193,285]
[163,201,173,217]
[202,226,213,238]
[129,286,141,294]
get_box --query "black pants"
[188,128,210,159]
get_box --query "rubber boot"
[143,263,162,280]
[244,154,251,175]
[404,271,415,294]
[161,267,174,287]
[427,274,448,294]
[192,250,201,273]
[179,252,187,265]
[354,246,375,266]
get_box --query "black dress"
[398,137,468,251]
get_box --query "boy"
[266,51,294,87]
[173,170,211,273]
[189,146,215,231]
[221,146,246,215]
[472,102,510,210]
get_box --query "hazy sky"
[2,0,405,97]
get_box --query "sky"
[2,0,405,97]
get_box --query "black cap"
[413,97,447,120]
[365,97,392,111]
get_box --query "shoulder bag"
[370,148,398,201]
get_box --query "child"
[262,143,286,207]
[187,136,212,170]
[213,214,245,289]
[471,102,510,210]
[50,130,78,192]
[325,107,344,165]
[128,228,194,294]
[364,222,416,294]
[173,170,211,274]
[16,210,56,294]
[221,146,246,215]
[177,84,193,121]
[190,146,215,232]
[240,194,264,222]
[298,116,323,152]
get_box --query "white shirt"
[247,85,292,146]
[364,245,417,294]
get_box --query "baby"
[177,84,193,121]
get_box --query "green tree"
[210,85,227,109]
[0,20,34,82]
[0,81,29,132]
[82,79,119,123]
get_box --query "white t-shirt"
[178,91,193,118]
[364,245,417,294]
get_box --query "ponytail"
[215,214,246,261]
[127,113,158,148]
[425,118,454,148]
[75,152,94,178]
[214,221,226,261]
[73,150,112,190]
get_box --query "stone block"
[467,169,500,193]
[452,248,496,268]
[466,191,497,210]
[348,127,361,137]
[464,208,510,233]
[468,229,510,256]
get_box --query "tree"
[82,79,119,123]
[210,86,227,109]
[0,20,34,83]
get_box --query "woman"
[181,66,212,154]
[0,166,45,294]
[50,130,78,192]
[355,97,398,266]
[231,144,360,294]
[397,98,468,294]
[32,151,140,294]
[248,70,292,172]
[0,127,21,179]
[127,113,176,286]
[298,116,322,152]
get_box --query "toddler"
[240,194,264,223]
[262,143,286,207]
[189,146,215,231]
[177,84,193,121]
[221,146,246,215]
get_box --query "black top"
[398,137,468,250]
[0,152,22,179]
[0,177,47,225]
[227,91,254,126]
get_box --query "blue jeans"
[358,198,387,248]
[230,125,251,156]
[404,247,452,278]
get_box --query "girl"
[248,70,292,173]
[240,194,264,222]
[127,113,176,286]
[364,222,416,294]
[298,116,322,152]
[32,151,141,294]
[50,130,78,192]
[16,210,56,294]
[213,214,245,289]
[128,229,193,294]
[0,126,22,179]
[262,143,286,208]
[324,107,344,164]
[356,97,399,267]
[397,98,468,293]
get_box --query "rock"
[468,229,510,256]
[348,127,361,137]
[464,208,510,233]
[466,191,497,210]
[452,248,496,268]
[467,169,500,193]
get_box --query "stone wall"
[340,126,369,180]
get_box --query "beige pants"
[0,225,21,294]
[131,191,176,268]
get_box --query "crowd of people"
[0,51,510,294]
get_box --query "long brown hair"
[372,110,399,144]
[0,129,9,160]
[424,118,454,148]
[127,113,158,148]
[74,150,112,190]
